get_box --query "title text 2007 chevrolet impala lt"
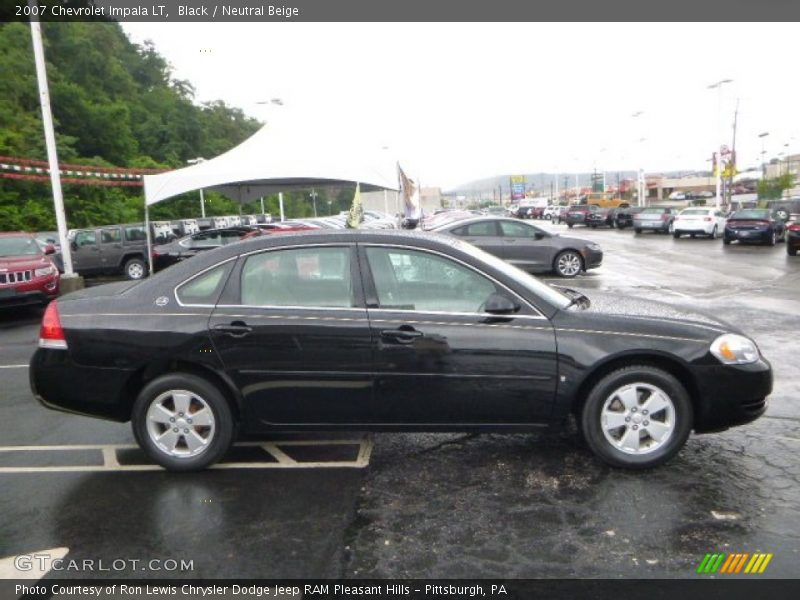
[30,230,771,470]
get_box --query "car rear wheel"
[567,223,574,229]
[124,257,147,280]
[709,225,718,239]
[634,228,642,234]
[132,373,235,471]
[673,231,681,239]
[768,230,777,246]
[580,366,693,469]
[554,250,583,278]
[789,246,798,256]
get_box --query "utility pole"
[727,99,739,208]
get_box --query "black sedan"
[31,230,770,471]
[787,215,800,256]
[723,209,786,246]
[432,217,602,278]
[152,226,258,271]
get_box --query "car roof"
[430,215,522,230]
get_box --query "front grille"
[0,270,32,285]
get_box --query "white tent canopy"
[143,115,398,206]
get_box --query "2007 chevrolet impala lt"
[30,230,772,470]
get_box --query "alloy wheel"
[127,262,145,279]
[556,252,582,277]
[600,382,676,455]
[145,389,216,458]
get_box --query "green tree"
[757,173,795,201]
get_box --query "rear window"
[732,209,770,219]
[680,209,709,215]
[124,226,147,242]
[640,207,666,214]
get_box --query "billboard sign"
[510,175,526,201]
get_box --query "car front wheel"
[554,250,583,278]
[580,366,693,469]
[132,373,235,471]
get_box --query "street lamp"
[632,111,647,207]
[758,132,769,176]
[707,79,734,209]
[187,157,206,217]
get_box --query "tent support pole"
[144,202,154,277]
[279,192,285,222]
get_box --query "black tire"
[768,230,776,247]
[673,231,680,239]
[553,250,583,278]
[131,373,235,471]
[634,228,642,234]
[580,366,693,469]
[723,237,731,245]
[567,223,574,229]
[124,257,147,280]
[789,246,798,256]
[709,226,718,239]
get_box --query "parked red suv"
[0,232,60,308]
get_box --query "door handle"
[381,328,422,343]
[214,321,253,337]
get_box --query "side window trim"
[173,258,237,307]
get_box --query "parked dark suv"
[69,223,159,280]
[0,232,60,308]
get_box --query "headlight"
[587,243,602,251]
[34,265,56,277]
[710,334,759,365]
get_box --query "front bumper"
[0,275,59,308]
[690,358,772,432]
[581,248,603,270]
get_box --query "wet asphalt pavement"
[0,222,798,580]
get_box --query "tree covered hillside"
[0,21,325,230]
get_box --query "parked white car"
[543,205,562,220]
[673,207,727,239]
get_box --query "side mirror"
[484,293,520,315]
[44,244,56,255]
[534,232,546,240]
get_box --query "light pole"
[310,188,318,217]
[632,112,646,207]
[187,157,206,217]
[29,5,78,285]
[758,132,769,176]
[708,79,734,209]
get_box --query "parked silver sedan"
[432,217,603,278]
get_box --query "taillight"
[39,301,67,350]
[788,223,800,232]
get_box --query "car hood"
[0,255,49,270]
[549,234,593,247]
[560,291,737,340]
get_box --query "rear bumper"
[634,220,670,231]
[675,222,714,234]
[724,228,771,242]
[30,348,133,422]
[690,358,772,432]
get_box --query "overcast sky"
[122,22,799,189]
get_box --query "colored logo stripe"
[699,552,773,574]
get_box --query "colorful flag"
[346,183,363,229]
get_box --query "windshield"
[452,238,571,310]
[732,209,770,219]
[0,235,41,257]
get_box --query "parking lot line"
[0,364,27,369]
[0,439,373,473]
